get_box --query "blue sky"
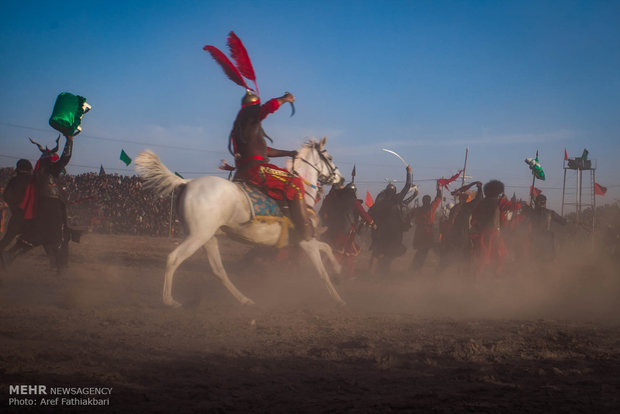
[1,0,619,210]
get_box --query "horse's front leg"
[204,237,255,305]
[299,239,346,306]
[316,241,342,275]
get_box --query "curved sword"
[382,148,408,168]
[285,91,295,117]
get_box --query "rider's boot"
[289,198,314,242]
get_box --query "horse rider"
[230,90,314,241]
[0,159,33,253]
[204,33,318,242]
[1,134,75,273]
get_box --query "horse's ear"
[320,136,327,149]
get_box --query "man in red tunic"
[470,180,521,280]
[230,90,313,241]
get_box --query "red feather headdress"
[202,45,252,91]
[226,31,259,96]
[203,32,260,97]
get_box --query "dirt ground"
[1,233,620,413]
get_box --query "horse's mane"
[303,138,318,146]
[300,138,321,153]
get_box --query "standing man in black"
[0,159,33,253]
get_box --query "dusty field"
[1,233,620,413]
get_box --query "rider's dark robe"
[321,189,372,257]
[0,170,32,250]
[369,175,412,259]
[528,206,566,262]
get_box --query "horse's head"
[296,136,344,186]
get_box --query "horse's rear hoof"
[241,298,256,306]
[164,298,182,308]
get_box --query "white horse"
[135,137,346,307]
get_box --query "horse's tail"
[135,150,189,196]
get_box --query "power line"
[2,123,615,190]
[0,121,228,154]
[2,154,616,189]
[0,154,227,175]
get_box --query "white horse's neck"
[290,146,320,207]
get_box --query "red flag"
[437,170,462,189]
[365,191,374,208]
[530,185,542,198]
[594,182,607,196]
[564,148,568,161]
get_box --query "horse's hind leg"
[204,237,255,305]
[299,239,346,306]
[164,235,208,308]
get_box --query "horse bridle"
[292,143,341,203]
[294,143,339,185]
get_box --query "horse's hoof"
[241,298,256,306]
[164,299,182,308]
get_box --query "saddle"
[234,180,294,247]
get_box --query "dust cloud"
[1,233,619,413]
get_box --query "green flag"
[120,149,132,166]
[525,155,545,180]
[174,171,184,179]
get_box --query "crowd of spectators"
[0,167,182,237]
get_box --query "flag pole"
[530,173,536,205]
[529,150,538,205]
[461,147,469,187]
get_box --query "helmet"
[385,183,396,193]
[241,89,260,106]
[345,183,357,194]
